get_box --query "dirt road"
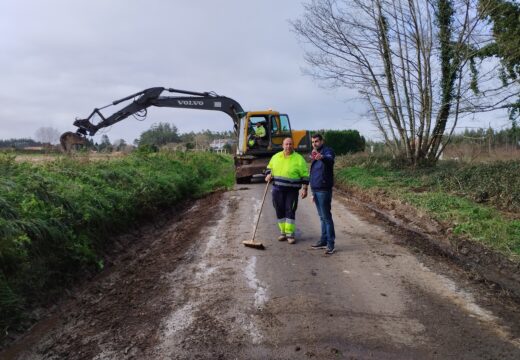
[3,180,520,359]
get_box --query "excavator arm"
[61,87,245,151]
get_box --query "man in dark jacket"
[309,133,336,254]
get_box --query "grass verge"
[336,158,520,258]
[0,151,234,339]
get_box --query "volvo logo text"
[178,100,204,106]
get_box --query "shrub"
[430,160,520,212]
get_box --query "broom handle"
[252,180,270,241]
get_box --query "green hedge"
[0,152,234,336]
[319,130,365,155]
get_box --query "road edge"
[335,184,520,300]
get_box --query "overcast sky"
[0,0,512,144]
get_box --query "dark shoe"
[324,248,336,255]
[287,237,296,244]
[277,235,287,241]
[311,243,327,250]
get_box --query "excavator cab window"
[247,116,269,150]
[279,114,291,133]
[270,114,292,150]
[270,116,278,134]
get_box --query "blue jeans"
[313,190,335,250]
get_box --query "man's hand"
[265,174,272,183]
[301,187,308,199]
[314,152,323,160]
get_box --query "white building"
[209,138,235,151]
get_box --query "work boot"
[287,237,296,244]
[277,235,287,241]
[310,242,327,250]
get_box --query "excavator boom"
[71,87,245,138]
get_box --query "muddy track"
[2,192,226,359]
[2,184,520,359]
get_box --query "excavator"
[60,87,311,183]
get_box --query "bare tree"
[292,0,519,165]
[35,126,60,145]
[194,133,210,150]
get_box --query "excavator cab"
[239,111,292,154]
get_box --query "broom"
[242,180,270,250]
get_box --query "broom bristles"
[242,240,265,250]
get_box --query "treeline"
[448,126,520,147]
[73,125,234,152]
[359,125,520,156]
[94,126,367,154]
[136,123,233,150]
[0,124,235,153]
[0,138,43,148]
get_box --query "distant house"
[22,144,59,153]
[209,138,235,151]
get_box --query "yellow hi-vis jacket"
[254,125,266,138]
[266,151,309,190]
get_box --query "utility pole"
[488,123,492,155]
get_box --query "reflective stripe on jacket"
[266,151,309,190]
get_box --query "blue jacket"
[310,146,335,191]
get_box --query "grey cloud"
[0,0,509,144]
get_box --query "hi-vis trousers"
[272,187,299,237]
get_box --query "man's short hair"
[311,133,323,141]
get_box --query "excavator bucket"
[60,131,87,153]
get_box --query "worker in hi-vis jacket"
[265,137,309,244]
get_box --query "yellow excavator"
[60,87,311,183]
